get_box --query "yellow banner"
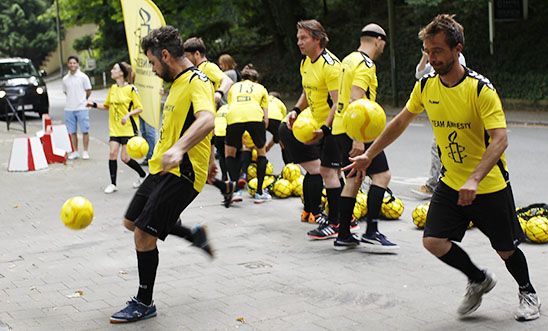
[121,0,166,129]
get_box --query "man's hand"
[286,111,298,130]
[458,178,479,206]
[342,153,371,178]
[207,161,218,184]
[161,146,184,173]
[121,115,128,125]
[349,139,365,157]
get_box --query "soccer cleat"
[82,151,90,160]
[457,270,497,316]
[411,184,434,200]
[334,234,360,251]
[68,151,80,160]
[307,224,339,240]
[360,232,399,253]
[222,181,235,208]
[308,213,328,226]
[301,211,310,223]
[254,191,272,204]
[110,297,157,324]
[104,184,118,194]
[191,224,214,258]
[515,291,540,321]
[133,176,146,188]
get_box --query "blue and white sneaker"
[232,189,243,203]
[110,297,157,324]
[360,232,399,253]
[254,191,272,204]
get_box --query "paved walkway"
[0,111,547,330]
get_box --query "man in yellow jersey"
[110,26,216,324]
[331,24,398,253]
[183,37,233,105]
[344,15,539,321]
[280,19,342,240]
[265,91,286,154]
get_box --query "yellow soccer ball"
[247,163,257,179]
[354,192,368,219]
[272,179,293,198]
[518,216,528,234]
[266,162,274,175]
[321,188,327,209]
[381,194,404,220]
[293,114,319,143]
[282,163,302,182]
[524,216,548,243]
[60,196,94,230]
[242,131,255,148]
[412,201,430,229]
[293,175,304,197]
[343,99,386,143]
[126,136,149,159]
[247,176,275,196]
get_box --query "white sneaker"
[457,270,497,316]
[254,192,272,204]
[68,152,80,160]
[104,184,118,194]
[133,177,146,188]
[232,190,243,203]
[82,151,90,160]
[515,291,541,321]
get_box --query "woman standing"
[88,62,147,194]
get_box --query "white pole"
[488,0,495,55]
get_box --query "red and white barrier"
[8,137,48,172]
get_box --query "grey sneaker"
[457,270,497,316]
[515,291,541,321]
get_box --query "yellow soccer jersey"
[268,95,287,121]
[198,61,225,91]
[148,67,215,192]
[214,104,229,137]
[406,69,508,194]
[300,49,340,125]
[104,84,142,137]
[226,80,268,125]
[333,51,378,135]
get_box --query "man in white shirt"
[63,56,92,160]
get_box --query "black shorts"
[226,122,266,149]
[424,181,524,251]
[125,173,199,241]
[110,136,133,145]
[334,133,389,176]
[267,119,282,143]
[278,122,340,168]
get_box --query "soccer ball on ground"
[412,201,429,229]
[524,216,548,243]
[282,163,302,182]
[272,179,292,198]
[381,191,404,220]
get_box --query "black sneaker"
[307,224,339,240]
[360,232,399,253]
[334,234,360,251]
[110,297,157,324]
[222,181,235,208]
[191,224,214,258]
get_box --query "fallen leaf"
[236,317,245,324]
[66,290,84,298]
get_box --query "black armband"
[93,102,98,108]
[291,106,301,115]
[215,90,224,97]
[320,125,332,136]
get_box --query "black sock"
[126,159,146,178]
[326,187,342,225]
[169,219,193,241]
[365,185,385,235]
[109,160,117,185]
[439,243,485,283]
[256,156,267,195]
[338,196,356,237]
[504,248,535,293]
[240,151,252,177]
[339,176,345,189]
[302,173,312,212]
[136,248,159,306]
[226,156,240,182]
[308,174,323,215]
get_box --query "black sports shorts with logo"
[225,121,266,149]
[125,173,198,240]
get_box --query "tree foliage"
[0,0,58,66]
[51,0,547,101]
